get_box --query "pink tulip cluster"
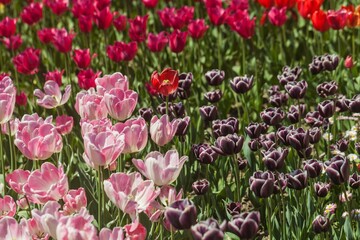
[0,76,16,125]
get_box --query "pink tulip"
[83,129,125,169]
[24,162,69,204]
[124,221,147,240]
[0,76,16,124]
[268,7,287,26]
[63,187,87,215]
[100,227,124,240]
[104,172,160,218]
[6,169,30,194]
[16,198,29,210]
[150,115,179,146]
[0,217,31,239]
[75,88,108,120]
[15,114,63,160]
[1,118,18,136]
[34,80,71,109]
[55,115,74,135]
[30,201,61,239]
[95,72,129,95]
[80,118,112,137]
[132,150,187,186]
[0,196,16,218]
[104,89,138,121]
[112,117,148,154]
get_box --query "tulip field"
[1,0,360,239]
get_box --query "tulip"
[104,172,160,217]
[150,68,179,96]
[245,122,267,139]
[327,9,347,30]
[124,221,147,240]
[52,28,75,53]
[312,215,330,234]
[24,162,68,204]
[192,143,219,164]
[129,15,148,42]
[0,77,16,125]
[34,81,71,109]
[2,35,22,50]
[192,179,210,195]
[99,227,125,240]
[228,212,260,239]
[191,218,226,240]
[83,128,124,169]
[286,169,308,190]
[268,7,287,26]
[316,81,338,98]
[249,171,275,198]
[169,29,188,53]
[0,195,16,218]
[308,127,321,144]
[226,202,242,216]
[165,199,197,230]
[188,19,209,39]
[30,200,61,238]
[262,147,288,171]
[44,69,64,86]
[227,11,256,39]
[113,13,127,31]
[277,66,302,85]
[104,88,138,121]
[212,133,244,156]
[139,108,154,122]
[37,27,56,44]
[0,217,31,239]
[77,69,101,90]
[75,88,108,120]
[317,100,335,118]
[296,0,323,19]
[204,89,222,103]
[286,128,310,151]
[260,107,285,126]
[55,115,73,135]
[142,0,158,8]
[72,49,95,69]
[95,72,129,95]
[78,15,93,33]
[305,111,324,127]
[63,187,87,215]
[212,117,239,138]
[112,117,148,154]
[0,17,16,38]
[311,10,330,32]
[284,80,308,99]
[348,95,360,113]
[207,6,228,25]
[12,48,41,75]
[325,155,350,185]
[5,169,30,194]
[15,114,63,160]
[44,0,68,15]
[94,6,113,30]
[72,0,94,18]
[158,7,175,28]
[20,2,43,25]
[107,41,138,62]
[230,75,254,94]
[199,105,218,122]
[303,159,323,178]
[314,182,330,197]
[205,69,225,86]
[133,149,187,186]
[147,31,168,52]
[344,55,354,69]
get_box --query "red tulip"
[52,28,75,53]
[158,7,175,28]
[311,10,329,32]
[0,17,17,38]
[2,35,22,50]
[37,28,55,44]
[129,15,148,42]
[275,0,296,8]
[258,0,274,8]
[12,48,41,75]
[150,68,179,96]
[169,29,187,53]
[147,31,168,52]
[204,0,222,8]
[113,13,127,31]
[230,0,249,10]
[94,0,111,10]
[78,15,93,33]
[16,91,27,106]
[72,49,96,69]
[77,69,101,90]
[20,2,43,25]
[188,19,209,39]
[44,0,68,15]
[344,55,354,69]
[106,41,138,62]
[72,0,94,18]
[327,9,347,30]
[94,6,113,30]
[227,10,256,39]
[170,6,194,29]
[44,69,64,86]
[268,7,287,26]
[296,0,323,19]
[142,0,158,8]
[207,6,229,25]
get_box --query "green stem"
[266,198,273,240]
[233,155,241,202]
[7,122,14,171]
[241,38,246,74]
[218,26,222,69]
[0,132,4,196]
[276,172,286,239]
[97,167,103,229]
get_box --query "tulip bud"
[192,143,219,164]
[212,117,239,139]
[249,171,275,198]
[191,218,226,240]
[303,159,323,178]
[286,169,308,190]
[325,155,350,185]
[228,212,260,239]
[199,105,218,122]
[285,80,308,99]
[349,173,360,189]
[139,107,154,122]
[262,147,288,171]
[205,69,225,86]
[314,182,330,197]
[192,179,210,195]
[226,202,242,216]
[165,199,197,230]
[212,134,244,156]
[230,75,254,94]
[204,89,222,103]
[237,157,248,171]
[344,55,354,69]
[312,215,330,234]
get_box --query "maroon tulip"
[327,9,347,30]
[129,15,148,42]
[277,66,302,85]
[262,147,288,171]
[52,28,75,53]
[12,48,41,75]
[204,89,222,103]
[72,0,94,18]
[312,215,330,234]
[303,159,323,178]
[246,122,267,139]
[226,202,242,216]
[191,218,226,240]
[260,107,285,126]
[165,199,197,230]
[0,17,16,38]
[228,212,260,239]
[205,69,225,86]
[113,13,127,31]
[192,179,210,195]
[268,7,287,26]
[227,10,255,39]
[37,28,55,44]
[284,80,308,99]
[72,49,95,69]
[316,81,338,98]
[44,0,68,15]
[94,6,113,30]
[16,91,27,106]
[317,100,335,118]
[44,69,64,86]
[249,171,275,198]
[212,133,244,156]
[314,182,330,198]
[212,117,239,138]
[20,2,43,25]
[2,35,22,50]
[106,41,138,62]
[147,32,168,52]
[230,75,254,94]
[77,69,101,90]
[188,19,209,39]
[169,29,188,53]
[325,155,350,185]
[286,169,308,190]
[207,6,228,25]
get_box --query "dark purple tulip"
[336,95,350,112]
[349,173,360,189]
[248,138,261,151]
[321,54,339,71]
[226,202,242,216]
[297,146,312,159]
[312,215,330,234]
[175,116,190,139]
[325,155,350,185]
[192,179,210,195]
[259,138,276,151]
[348,95,360,113]
[286,128,310,151]
[192,143,219,164]
[165,199,197,230]
[286,169,308,190]
[191,218,226,240]
[314,182,330,197]
[199,105,218,122]
[276,125,295,145]
[309,59,323,75]
[316,81,338,98]
[260,107,285,126]
[230,75,254,94]
[285,80,308,99]
[157,103,175,118]
[309,127,321,144]
[356,143,360,155]
[305,111,324,127]
[212,134,244,156]
[336,139,349,152]
[245,122,268,139]
[303,159,323,178]
[212,117,239,139]
[139,107,153,122]
[205,69,225,86]
[317,100,335,118]
[178,72,193,99]
[204,89,222,103]
[277,66,302,85]
[268,85,281,95]
[160,92,177,102]
[249,171,275,198]
[228,212,260,239]
[237,157,248,170]
[287,104,306,124]
[262,147,288,171]
[273,173,287,194]
[269,92,288,107]
[171,102,185,118]
[265,132,276,142]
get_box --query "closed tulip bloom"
[95,72,128,96]
[20,2,43,25]
[51,28,75,53]
[249,171,275,198]
[277,66,302,85]
[305,111,324,127]
[94,6,113,30]
[63,187,87,215]
[226,202,242,216]
[147,31,168,52]
[99,227,125,240]
[75,88,108,120]
[262,147,288,171]
[325,155,350,185]
[327,9,347,30]
[227,11,256,39]
[312,215,330,234]
[2,35,22,50]
[207,6,228,25]
[228,211,260,239]
[104,172,160,217]
[268,7,287,26]
[311,10,330,32]
[0,17,16,38]
[192,179,210,195]
[314,182,330,197]
[107,41,138,62]
[0,77,16,124]
[303,159,323,178]
[34,81,71,109]
[165,199,197,230]
[77,69,102,90]
[55,115,73,135]
[204,89,222,103]
[83,128,125,169]
[37,27,56,44]
[12,48,41,75]
[72,48,95,69]
[191,218,226,240]
[212,133,244,156]
[139,108,154,122]
[260,107,285,126]
[316,81,338,98]
[212,117,239,138]
[44,69,64,86]
[297,0,323,19]
[175,116,190,138]
[128,15,148,42]
[349,173,360,189]
[344,55,354,69]
[199,105,218,122]
[230,75,254,94]
[205,69,225,86]
[285,80,308,99]
[15,114,63,160]
[80,118,112,137]
[112,117,148,154]
[347,95,360,113]
[133,149,187,186]
[6,169,30,194]
[150,115,180,146]
[317,100,335,118]
[104,88,138,121]
[0,196,16,218]
[286,128,310,151]
[113,13,127,31]
[169,29,187,53]
[192,143,219,164]
[150,68,179,96]
[0,217,31,239]
[78,15,93,33]
[24,162,68,204]
[188,19,209,39]
[142,0,158,8]
[44,0,68,15]
[286,169,308,190]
